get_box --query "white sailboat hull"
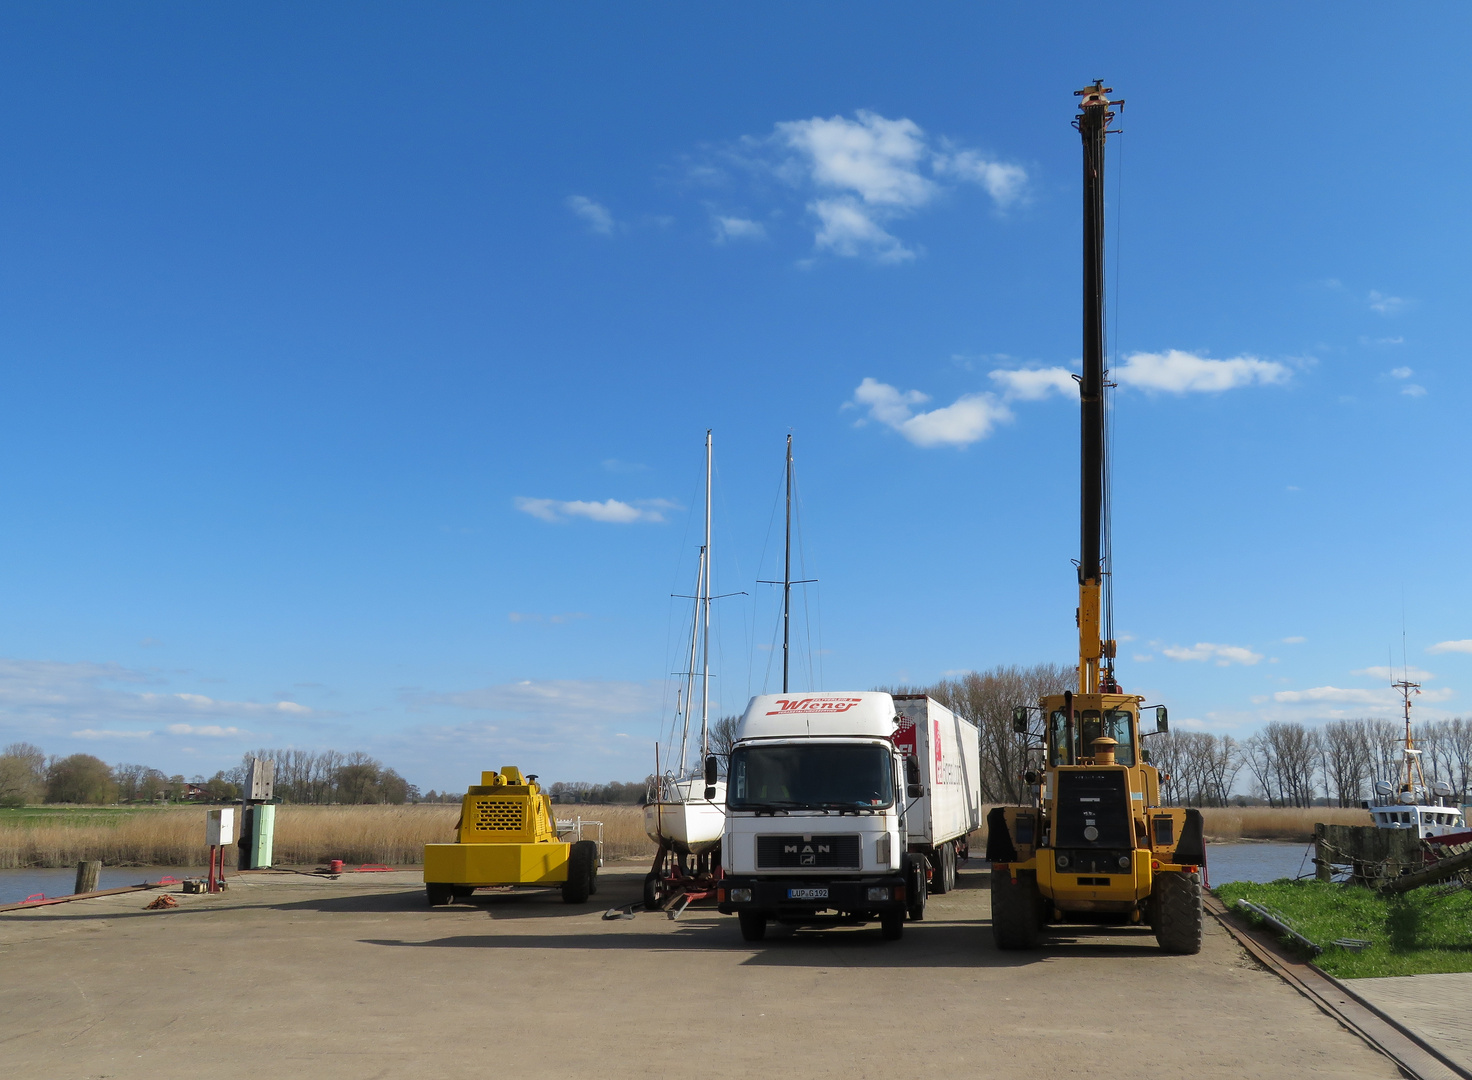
[644,781,726,855]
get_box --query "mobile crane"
[985,82,1205,953]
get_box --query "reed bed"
[0,803,658,869]
[1198,805,1371,842]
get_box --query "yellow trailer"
[423,766,599,905]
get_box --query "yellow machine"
[985,82,1204,954]
[423,766,599,906]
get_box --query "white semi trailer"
[715,690,982,941]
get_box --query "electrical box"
[245,758,275,802]
[206,807,235,846]
[244,803,275,868]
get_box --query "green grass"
[1216,878,1472,978]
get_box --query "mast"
[700,429,712,761]
[1394,677,1423,795]
[783,434,792,693]
[1074,80,1118,696]
[676,546,704,773]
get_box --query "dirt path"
[0,865,1400,1079]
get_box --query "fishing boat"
[643,431,726,884]
[1366,678,1466,840]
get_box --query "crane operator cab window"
[1051,709,1136,766]
[1049,710,1074,767]
[1078,709,1136,766]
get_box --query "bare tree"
[1321,720,1371,807]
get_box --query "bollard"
[74,860,102,895]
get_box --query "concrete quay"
[1,865,1402,1079]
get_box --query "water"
[1206,841,1314,885]
[0,866,204,906]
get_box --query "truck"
[985,82,1205,953]
[715,690,983,941]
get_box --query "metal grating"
[473,799,524,832]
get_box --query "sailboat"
[1366,677,1465,839]
[643,430,727,862]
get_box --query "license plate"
[787,887,828,900]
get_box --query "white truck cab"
[716,691,923,940]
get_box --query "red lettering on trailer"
[894,715,917,756]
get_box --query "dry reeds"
[0,803,659,869]
[1198,805,1371,842]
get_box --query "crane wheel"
[561,840,598,904]
[425,884,453,907]
[1152,871,1203,954]
[990,868,1040,949]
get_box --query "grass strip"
[1216,877,1472,978]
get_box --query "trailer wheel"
[944,844,957,892]
[1152,871,1202,954]
[990,868,1040,949]
[642,871,661,912]
[426,884,453,907]
[562,840,597,904]
[929,845,952,895]
[738,911,767,942]
[880,911,904,940]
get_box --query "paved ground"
[0,864,1401,1080]
[1351,971,1472,1073]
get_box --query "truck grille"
[756,834,862,870]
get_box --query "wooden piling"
[74,859,101,895]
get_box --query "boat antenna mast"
[758,433,816,693]
[1394,676,1424,795]
[1073,79,1121,696]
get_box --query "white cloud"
[1402,384,1427,397]
[1282,636,1306,644]
[849,377,1011,448]
[712,215,766,243]
[1162,642,1264,666]
[166,724,243,738]
[513,497,675,524]
[1353,665,1433,682]
[1368,290,1405,315]
[933,149,1027,205]
[988,366,1076,401]
[1429,640,1472,655]
[1113,350,1290,393]
[1389,366,1413,379]
[720,109,1030,262]
[601,459,647,474]
[810,197,912,261]
[1274,684,1453,707]
[71,728,152,740]
[566,195,615,235]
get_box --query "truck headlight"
[1056,853,1070,869]
[866,886,890,902]
[1117,855,1131,870]
[728,888,752,903]
[875,833,892,866]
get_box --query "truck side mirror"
[1012,706,1029,734]
[904,756,922,799]
[703,755,718,800]
[1155,705,1168,734]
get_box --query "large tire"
[1153,871,1203,954]
[906,855,927,921]
[990,868,1040,949]
[930,845,952,895]
[561,840,597,904]
[426,883,453,907]
[880,911,904,940]
[642,871,661,912]
[945,844,958,892]
[738,911,767,941]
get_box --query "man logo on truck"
[765,697,862,715]
[785,841,830,866]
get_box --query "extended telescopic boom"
[1074,80,1118,696]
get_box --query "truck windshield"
[728,744,894,811]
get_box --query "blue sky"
[0,4,1467,791]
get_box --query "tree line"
[0,742,420,807]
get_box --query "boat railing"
[555,816,605,866]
